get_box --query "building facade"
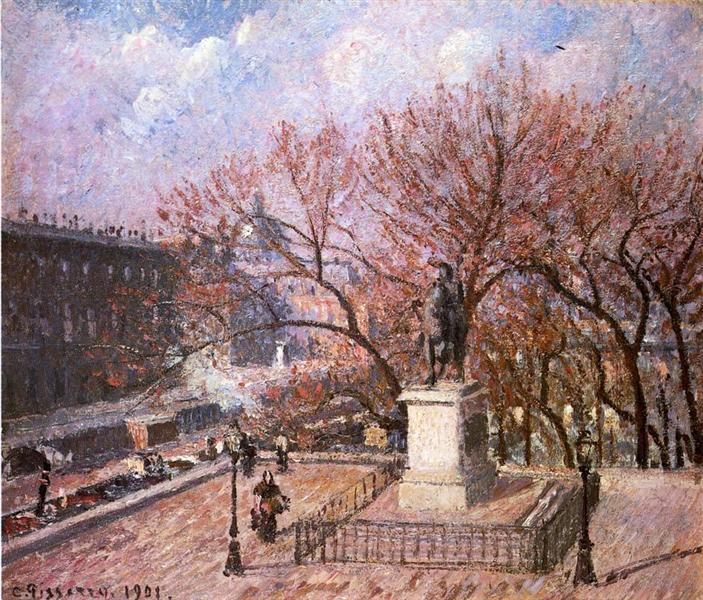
[1,218,178,418]
[228,258,366,368]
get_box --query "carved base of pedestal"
[398,464,496,511]
[399,475,468,511]
[398,382,495,512]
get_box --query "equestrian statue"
[419,262,467,386]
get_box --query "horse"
[419,263,467,386]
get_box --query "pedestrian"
[251,470,289,543]
[1,442,10,479]
[223,421,242,455]
[239,432,257,478]
[275,431,289,472]
[35,459,51,517]
[199,436,219,461]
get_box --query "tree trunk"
[656,385,672,470]
[496,401,508,466]
[538,356,575,468]
[682,432,694,463]
[675,428,686,468]
[596,390,604,467]
[550,413,575,469]
[593,346,614,466]
[523,399,532,467]
[622,348,649,469]
[669,303,703,464]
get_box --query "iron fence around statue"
[534,471,600,572]
[317,520,540,571]
[293,457,403,564]
[294,470,600,573]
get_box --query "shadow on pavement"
[599,545,703,586]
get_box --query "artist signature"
[9,584,172,599]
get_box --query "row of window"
[62,304,100,341]
[64,260,160,285]
[7,253,161,285]
[2,303,162,342]
[62,303,162,341]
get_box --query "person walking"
[199,436,219,461]
[251,470,289,543]
[239,432,257,478]
[275,431,289,472]
[35,459,51,517]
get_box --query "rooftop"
[1,218,167,252]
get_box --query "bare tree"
[361,55,573,354]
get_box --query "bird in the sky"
[555,44,566,50]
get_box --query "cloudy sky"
[2,0,702,228]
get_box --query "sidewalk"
[4,468,701,599]
[2,456,231,565]
[3,457,379,567]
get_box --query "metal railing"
[317,520,539,572]
[295,469,600,573]
[293,457,403,564]
[535,472,600,572]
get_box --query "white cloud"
[322,27,390,100]
[235,16,253,46]
[132,85,175,122]
[437,28,493,83]
[2,0,702,226]
[180,36,230,85]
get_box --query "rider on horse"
[420,262,467,386]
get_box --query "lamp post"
[573,428,597,586]
[223,431,244,577]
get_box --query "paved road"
[2,461,372,599]
[3,467,702,600]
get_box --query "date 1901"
[9,583,172,599]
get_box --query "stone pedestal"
[398,381,495,511]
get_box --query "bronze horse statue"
[419,263,467,386]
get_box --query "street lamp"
[223,431,244,577]
[573,428,597,586]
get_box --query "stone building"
[228,258,366,368]
[1,217,178,418]
[227,198,365,367]
[1,207,370,418]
